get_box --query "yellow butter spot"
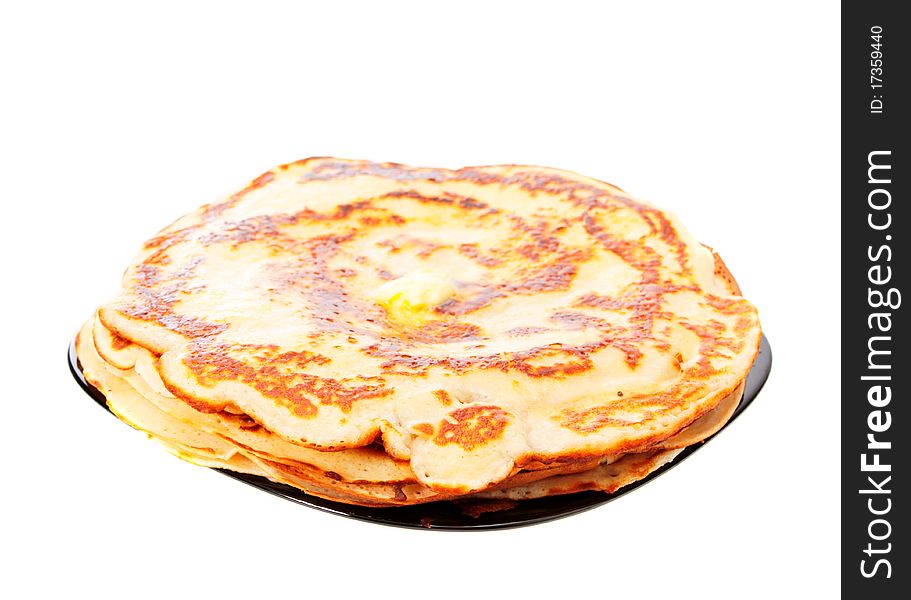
[374,268,456,323]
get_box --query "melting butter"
[374,269,456,322]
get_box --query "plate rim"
[68,334,772,531]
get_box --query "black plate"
[69,334,771,530]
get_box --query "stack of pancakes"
[77,158,761,506]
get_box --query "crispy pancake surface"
[85,158,761,498]
[78,317,745,506]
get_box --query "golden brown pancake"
[77,158,761,505]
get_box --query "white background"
[1,2,839,598]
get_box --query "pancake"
[81,317,732,506]
[77,158,761,505]
[80,309,746,506]
[81,317,623,504]
[473,449,685,501]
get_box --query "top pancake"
[98,158,761,493]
